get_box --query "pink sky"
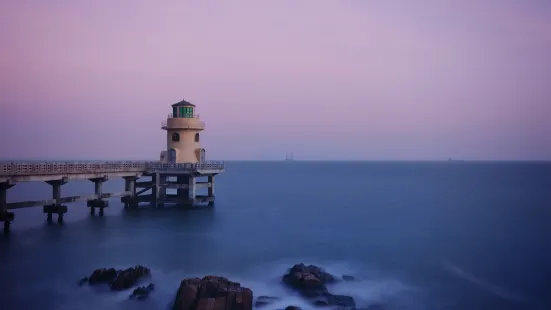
[0,0,550,160]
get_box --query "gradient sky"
[1,0,550,161]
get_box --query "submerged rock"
[282,263,335,297]
[284,306,302,310]
[342,275,355,281]
[255,296,281,307]
[173,276,253,310]
[312,294,356,308]
[364,304,386,310]
[110,265,151,291]
[129,283,155,300]
[78,277,89,286]
[282,263,356,308]
[79,265,151,291]
[88,268,118,285]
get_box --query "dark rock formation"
[312,294,356,308]
[342,275,355,281]
[88,268,118,285]
[173,275,253,310]
[284,306,301,310]
[364,304,385,310]
[282,264,356,308]
[110,265,151,291]
[255,296,281,307]
[78,277,89,286]
[79,265,151,291]
[282,263,335,297]
[129,283,155,300]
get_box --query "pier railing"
[0,161,225,176]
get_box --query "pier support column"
[208,175,215,206]
[177,175,187,201]
[44,179,68,224]
[158,174,166,208]
[122,176,137,209]
[1,182,15,234]
[152,173,160,208]
[188,175,196,205]
[175,175,194,207]
[87,177,108,216]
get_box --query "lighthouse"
[151,98,223,207]
[160,98,206,163]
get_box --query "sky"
[0,0,550,161]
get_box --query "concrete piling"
[122,176,137,209]
[44,180,68,223]
[1,182,15,234]
[88,177,108,216]
[208,175,215,206]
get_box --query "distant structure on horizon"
[285,152,294,161]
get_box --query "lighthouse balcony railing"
[161,120,205,130]
[167,113,200,119]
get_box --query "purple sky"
[1,0,550,161]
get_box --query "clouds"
[0,0,550,160]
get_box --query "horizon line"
[0,159,550,163]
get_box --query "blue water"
[1,161,550,310]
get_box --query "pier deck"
[0,161,224,234]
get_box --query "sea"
[0,161,550,310]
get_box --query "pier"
[0,98,224,234]
[0,161,224,233]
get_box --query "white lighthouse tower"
[160,98,206,164]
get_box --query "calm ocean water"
[0,161,550,310]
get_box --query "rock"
[311,293,356,308]
[326,294,356,308]
[81,265,151,291]
[282,263,336,297]
[77,277,89,286]
[129,282,155,300]
[88,268,118,285]
[313,299,328,307]
[173,276,253,310]
[342,275,355,281]
[365,304,385,310]
[255,296,281,307]
[284,306,301,310]
[110,265,151,291]
[282,264,355,308]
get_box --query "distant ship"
[285,152,294,161]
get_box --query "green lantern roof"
[171,98,195,107]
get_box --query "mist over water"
[1,162,550,310]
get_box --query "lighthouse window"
[172,107,177,117]
[172,132,180,142]
[179,107,185,118]
[183,107,194,118]
[195,133,200,142]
